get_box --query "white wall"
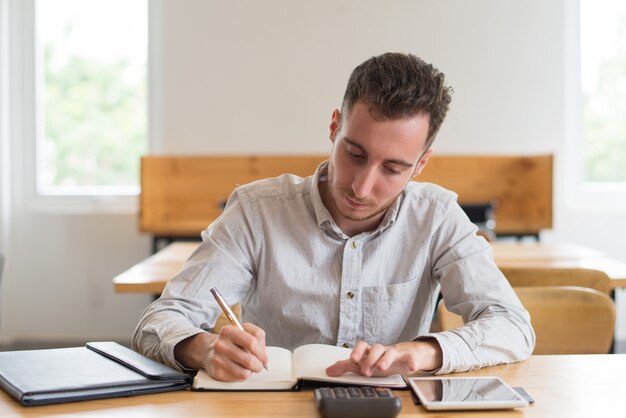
[2,0,625,345]
[153,0,561,156]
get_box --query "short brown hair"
[341,52,453,149]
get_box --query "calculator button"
[347,387,362,397]
[319,388,334,398]
[375,388,392,397]
[362,387,376,397]
[333,387,348,398]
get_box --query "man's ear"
[329,109,341,143]
[412,149,433,178]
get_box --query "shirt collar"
[309,161,337,232]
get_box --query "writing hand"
[174,322,268,382]
[325,339,442,377]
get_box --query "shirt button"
[346,291,355,299]
[342,343,350,348]
[351,241,358,249]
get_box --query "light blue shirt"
[132,161,534,374]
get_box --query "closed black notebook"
[0,341,191,406]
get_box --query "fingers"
[347,341,390,376]
[221,324,267,370]
[326,341,406,378]
[242,323,269,365]
[326,342,385,377]
[207,324,268,381]
[357,343,386,376]
[371,346,402,374]
[208,347,254,382]
[325,358,360,376]
[326,341,370,377]
[349,340,370,363]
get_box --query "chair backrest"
[438,286,616,354]
[499,267,612,295]
[212,304,241,333]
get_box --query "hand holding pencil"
[210,287,269,371]
[172,287,269,382]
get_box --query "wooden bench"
[140,154,552,251]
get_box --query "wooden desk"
[494,242,626,289]
[113,241,626,294]
[114,242,196,294]
[1,355,625,417]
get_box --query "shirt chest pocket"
[361,278,421,345]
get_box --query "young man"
[133,52,534,382]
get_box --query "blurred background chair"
[499,267,612,295]
[438,286,616,354]
[460,201,498,242]
[212,304,241,333]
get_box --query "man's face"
[322,101,432,235]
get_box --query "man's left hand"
[325,339,443,377]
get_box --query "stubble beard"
[326,160,400,223]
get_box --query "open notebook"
[192,344,407,391]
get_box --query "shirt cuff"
[415,332,464,375]
[163,328,208,372]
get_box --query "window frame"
[16,0,154,214]
[0,0,10,246]
[564,0,626,212]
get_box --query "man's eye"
[384,166,401,175]
[347,150,365,160]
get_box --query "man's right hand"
[174,323,268,381]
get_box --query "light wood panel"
[140,154,552,238]
[140,155,326,236]
[500,267,612,295]
[417,154,553,235]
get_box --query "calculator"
[314,386,402,418]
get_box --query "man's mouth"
[344,194,369,209]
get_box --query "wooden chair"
[212,304,241,333]
[499,267,612,295]
[438,286,616,354]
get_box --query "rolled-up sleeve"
[420,203,535,374]
[132,190,256,371]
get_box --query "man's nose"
[352,167,376,199]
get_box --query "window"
[35,0,147,196]
[580,0,626,187]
